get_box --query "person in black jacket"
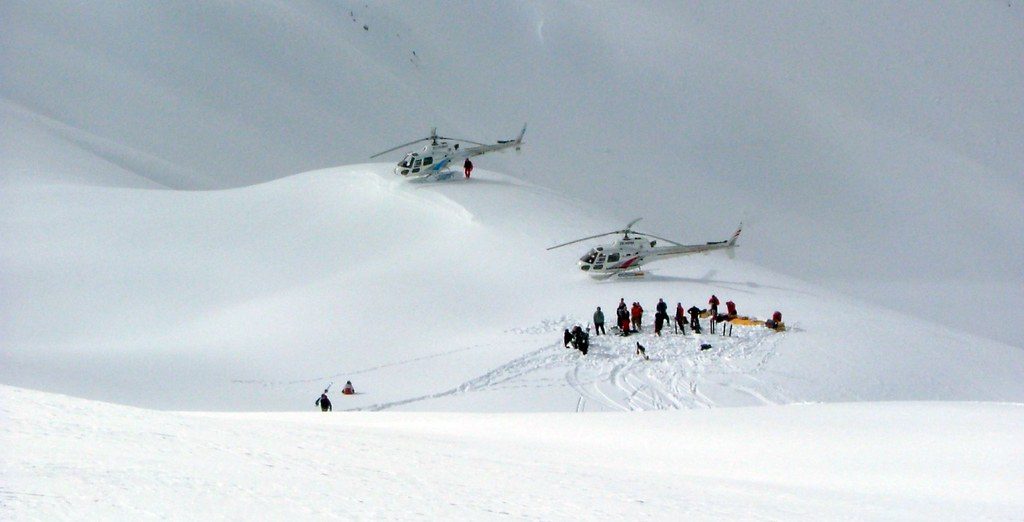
[687,305,703,333]
[315,390,332,412]
[463,158,474,178]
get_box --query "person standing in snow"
[675,302,687,334]
[688,305,702,333]
[618,306,631,336]
[315,390,332,412]
[563,328,573,349]
[708,294,720,318]
[654,309,666,336]
[656,298,667,317]
[463,158,473,178]
[593,306,606,336]
[631,302,643,332]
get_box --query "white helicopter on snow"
[370,124,526,179]
[547,219,743,279]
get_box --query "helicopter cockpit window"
[399,155,413,168]
[580,249,598,264]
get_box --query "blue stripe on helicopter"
[432,158,450,171]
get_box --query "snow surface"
[3,164,1023,412]
[3,386,1022,520]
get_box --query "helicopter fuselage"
[395,142,458,177]
[389,125,526,178]
[578,236,737,279]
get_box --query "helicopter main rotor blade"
[369,137,430,159]
[625,217,643,231]
[438,136,488,147]
[546,231,622,251]
[631,231,684,246]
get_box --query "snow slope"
[3,386,1022,520]
[2,1,1022,346]
[3,164,1022,411]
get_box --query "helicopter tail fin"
[514,123,527,151]
[725,223,742,259]
[728,223,743,247]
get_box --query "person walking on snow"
[463,158,473,178]
[315,390,332,412]
[593,306,606,336]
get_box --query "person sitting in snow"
[725,300,737,319]
[342,381,355,395]
[315,390,332,412]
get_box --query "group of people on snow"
[591,294,781,337]
[593,296,727,337]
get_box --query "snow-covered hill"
[2,1,1022,346]
[3,164,1022,412]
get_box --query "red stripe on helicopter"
[619,257,639,269]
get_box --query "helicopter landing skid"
[615,270,646,279]
[407,170,455,183]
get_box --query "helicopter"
[547,219,743,279]
[370,124,526,179]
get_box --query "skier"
[342,380,356,395]
[687,305,702,333]
[593,306,606,336]
[708,294,720,318]
[463,158,473,178]
[315,390,332,412]
[674,302,687,334]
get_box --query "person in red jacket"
[725,300,737,318]
[631,302,643,332]
[708,294,720,318]
[463,158,474,178]
[674,303,687,334]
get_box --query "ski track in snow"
[361,317,786,411]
